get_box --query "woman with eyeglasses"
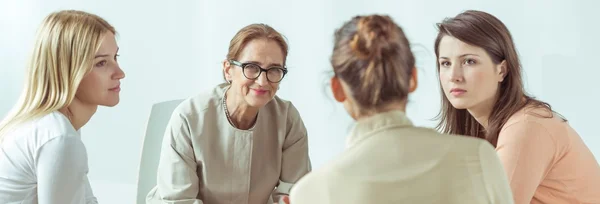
[146,24,311,204]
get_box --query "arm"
[274,104,312,200]
[84,176,98,204]
[478,141,515,204]
[36,135,90,204]
[289,173,324,204]
[496,121,556,204]
[153,112,203,204]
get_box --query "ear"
[330,76,346,103]
[408,67,418,93]
[497,60,508,82]
[222,60,233,82]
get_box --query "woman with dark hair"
[435,10,600,204]
[288,14,513,204]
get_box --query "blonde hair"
[0,10,116,139]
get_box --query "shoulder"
[399,126,489,151]
[499,107,566,147]
[35,133,87,167]
[265,95,296,115]
[35,111,78,138]
[493,107,573,163]
[360,126,493,163]
[38,133,86,154]
[290,161,337,202]
[263,95,305,127]
[171,83,227,123]
[503,106,567,133]
[3,112,79,148]
[431,133,498,166]
[431,131,499,161]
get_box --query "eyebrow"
[95,47,119,58]
[439,53,480,59]
[245,61,284,68]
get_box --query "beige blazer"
[290,110,514,204]
[146,83,311,204]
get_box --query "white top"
[146,83,311,204]
[290,110,514,204]
[0,111,97,204]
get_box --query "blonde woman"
[0,10,124,203]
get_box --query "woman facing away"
[0,10,125,204]
[288,14,513,204]
[435,10,600,204]
[146,24,311,204]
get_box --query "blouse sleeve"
[36,135,91,204]
[496,120,557,204]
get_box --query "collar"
[346,110,413,149]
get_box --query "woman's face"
[77,32,125,107]
[437,35,506,111]
[223,38,285,108]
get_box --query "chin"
[100,99,120,107]
[246,97,272,108]
[448,101,470,110]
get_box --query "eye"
[95,60,107,67]
[114,54,120,61]
[243,64,260,73]
[464,58,476,65]
[439,61,451,67]
[267,68,284,77]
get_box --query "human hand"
[277,195,290,204]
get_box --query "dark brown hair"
[434,10,558,147]
[331,15,415,113]
[224,24,288,80]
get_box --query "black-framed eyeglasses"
[229,60,288,83]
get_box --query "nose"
[449,64,463,82]
[113,65,125,80]
[255,71,268,86]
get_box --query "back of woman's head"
[0,10,115,137]
[331,15,415,113]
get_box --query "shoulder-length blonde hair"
[0,10,116,139]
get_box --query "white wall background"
[1,0,599,203]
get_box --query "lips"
[109,83,120,91]
[450,88,466,93]
[250,88,269,95]
[449,88,466,96]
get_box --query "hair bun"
[350,15,398,59]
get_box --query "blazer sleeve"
[152,111,204,204]
[274,103,312,199]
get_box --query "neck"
[59,98,97,130]
[225,90,259,130]
[467,97,496,130]
[354,101,406,121]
